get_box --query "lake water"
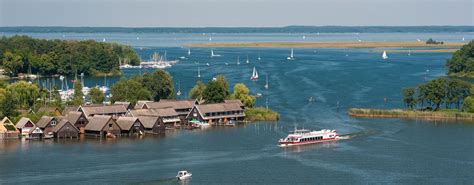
[0,31,473,184]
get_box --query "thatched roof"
[116,117,140,130]
[62,106,79,115]
[130,108,178,117]
[197,103,243,114]
[137,116,159,129]
[61,111,85,124]
[135,100,153,109]
[84,115,113,131]
[145,99,195,110]
[36,116,55,128]
[16,117,35,129]
[53,120,79,133]
[80,104,127,116]
[224,99,244,107]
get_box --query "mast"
[264,74,269,89]
[291,49,294,58]
[198,67,201,78]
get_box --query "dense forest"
[446,40,474,76]
[0,35,140,76]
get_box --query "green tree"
[203,79,228,103]
[2,51,23,76]
[446,40,474,74]
[402,87,416,109]
[215,75,230,98]
[89,87,105,104]
[0,91,18,118]
[140,70,175,101]
[71,80,84,105]
[110,78,152,105]
[7,81,40,109]
[189,81,206,101]
[231,83,256,108]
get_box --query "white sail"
[287,49,294,60]
[188,49,191,56]
[251,67,258,80]
[382,51,388,59]
[291,49,294,58]
[264,74,269,89]
[198,67,201,78]
[246,55,250,64]
[237,56,240,65]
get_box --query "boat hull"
[278,137,338,147]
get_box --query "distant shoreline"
[187,41,465,49]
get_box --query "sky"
[0,0,473,27]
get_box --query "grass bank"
[349,108,474,122]
[187,41,465,49]
[245,107,280,122]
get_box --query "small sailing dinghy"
[211,49,221,57]
[287,49,295,60]
[250,66,259,81]
[176,170,192,180]
[237,56,240,65]
[246,55,250,64]
[382,51,388,60]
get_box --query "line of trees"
[402,77,471,111]
[189,75,256,107]
[110,70,175,105]
[0,35,140,76]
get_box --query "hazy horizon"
[0,0,473,27]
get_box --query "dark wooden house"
[186,102,245,125]
[84,115,121,137]
[53,120,80,138]
[129,108,180,129]
[116,117,145,136]
[62,111,88,134]
[36,116,59,137]
[137,116,165,134]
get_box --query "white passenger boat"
[176,170,192,180]
[278,128,339,147]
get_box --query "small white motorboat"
[176,170,192,180]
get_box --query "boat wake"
[338,129,379,140]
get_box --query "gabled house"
[134,100,153,109]
[84,115,121,137]
[53,120,80,138]
[0,117,19,139]
[116,117,145,136]
[36,116,59,137]
[224,99,245,109]
[129,108,180,129]
[28,127,44,139]
[143,100,197,122]
[15,117,36,137]
[186,102,245,125]
[62,111,88,133]
[137,116,165,134]
[79,104,128,119]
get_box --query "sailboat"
[188,49,191,56]
[264,74,269,89]
[408,50,411,56]
[246,55,250,64]
[287,49,294,60]
[250,66,259,81]
[197,67,201,78]
[257,53,261,61]
[176,81,182,96]
[211,49,221,57]
[382,51,388,60]
[237,56,240,65]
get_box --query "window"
[109,123,113,128]
[51,120,57,126]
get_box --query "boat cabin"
[0,117,19,140]
[186,101,245,125]
[137,116,165,134]
[116,117,145,136]
[15,118,36,137]
[62,111,88,133]
[53,120,80,139]
[36,116,59,137]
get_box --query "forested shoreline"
[0,35,140,77]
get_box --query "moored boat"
[278,128,339,147]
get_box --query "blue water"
[0,32,473,184]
